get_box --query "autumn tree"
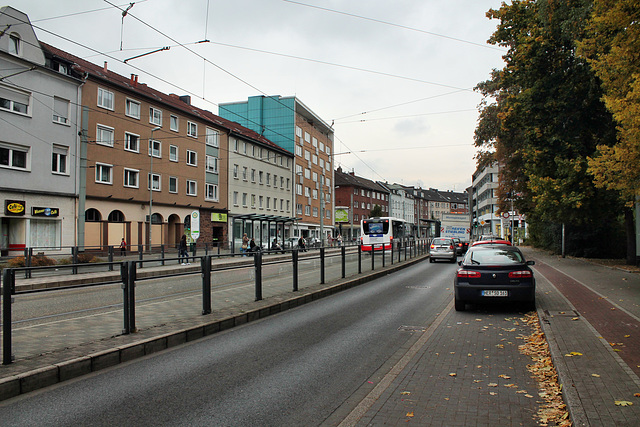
[577,0,640,263]
[475,0,624,257]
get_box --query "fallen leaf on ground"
[401,391,411,395]
[449,373,457,377]
[498,374,511,379]
[406,412,414,417]
[488,383,498,387]
[592,374,600,378]
[615,401,633,407]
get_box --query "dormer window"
[8,34,20,56]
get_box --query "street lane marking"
[338,299,454,427]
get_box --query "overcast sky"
[16,0,506,192]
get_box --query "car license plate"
[482,290,508,297]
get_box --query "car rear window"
[433,238,451,245]
[468,249,524,264]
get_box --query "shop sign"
[211,213,227,222]
[5,200,26,216]
[32,207,60,217]
[335,207,349,223]
[190,210,200,240]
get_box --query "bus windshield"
[363,220,388,235]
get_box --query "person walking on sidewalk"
[119,238,127,256]
[179,234,190,265]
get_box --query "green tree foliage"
[578,0,640,204]
[370,204,383,218]
[475,0,624,256]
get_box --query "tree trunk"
[625,207,636,265]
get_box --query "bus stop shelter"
[231,214,301,252]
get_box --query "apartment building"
[471,162,501,239]
[334,167,389,241]
[0,7,83,255]
[227,129,294,249]
[219,95,334,243]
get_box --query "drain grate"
[398,325,427,333]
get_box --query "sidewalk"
[344,246,640,426]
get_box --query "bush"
[76,253,102,263]
[7,255,57,268]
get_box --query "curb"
[0,254,427,401]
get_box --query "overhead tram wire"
[281,0,506,52]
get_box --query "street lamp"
[149,126,161,253]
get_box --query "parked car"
[454,245,536,311]
[429,237,457,263]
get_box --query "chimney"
[130,74,138,86]
[179,95,191,105]
[103,61,108,72]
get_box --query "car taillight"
[508,270,533,278]
[449,245,454,250]
[430,244,435,249]
[457,270,481,278]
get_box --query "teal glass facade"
[219,96,296,154]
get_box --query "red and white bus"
[360,217,407,251]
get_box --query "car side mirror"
[526,260,535,265]
[458,260,462,266]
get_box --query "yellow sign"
[5,200,25,215]
[211,213,227,222]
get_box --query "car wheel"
[450,256,457,263]
[454,297,465,311]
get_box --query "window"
[305,205,311,216]
[266,173,271,185]
[313,207,318,217]
[0,143,28,170]
[149,139,161,158]
[305,187,310,197]
[296,184,302,195]
[205,184,218,201]
[149,107,162,126]
[312,137,318,147]
[304,150,310,161]
[312,172,318,182]
[242,193,248,207]
[295,145,302,156]
[259,196,264,209]
[206,128,219,146]
[280,177,284,188]
[286,178,290,189]
[312,155,318,165]
[233,191,239,206]
[187,121,197,138]
[233,164,239,179]
[232,139,239,152]
[304,169,310,179]
[313,189,318,199]
[296,126,302,138]
[125,132,139,152]
[186,150,197,166]
[169,145,178,162]
[51,145,68,175]
[259,171,263,184]
[273,175,278,188]
[251,169,256,182]
[186,180,197,196]
[296,204,303,215]
[95,163,112,184]
[169,176,177,193]
[97,87,114,110]
[148,173,161,191]
[304,132,310,143]
[96,125,114,147]
[206,155,218,173]
[170,115,179,131]
[242,166,248,181]
[251,194,256,208]
[123,168,139,188]
[266,197,270,210]
[8,34,20,56]
[125,99,140,119]
[52,97,69,124]
[0,84,30,115]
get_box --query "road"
[0,256,455,426]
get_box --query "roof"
[335,167,389,193]
[40,42,293,157]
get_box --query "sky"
[16,0,506,192]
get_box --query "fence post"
[121,262,130,335]
[71,246,78,274]
[382,243,386,268]
[205,243,209,256]
[2,268,15,364]
[341,245,346,278]
[254,252,263,301]
[371,244,375,271]
[320,248,325,284]
[108,246,114,271]
[24,248,32,279]
[138,245,143,268]
[201,255,211,315]
[358,244,362,274]
[292,249,299,292]
[127,261,137,333]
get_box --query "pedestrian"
[179,234,189,265]
[119,237,127,256]
[242,233,249,256]
[337,234,343,246]
[249,237,257,252]
[298,236,306,252]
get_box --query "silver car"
[429,237,457,263]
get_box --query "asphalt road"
[0,257,455,426]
